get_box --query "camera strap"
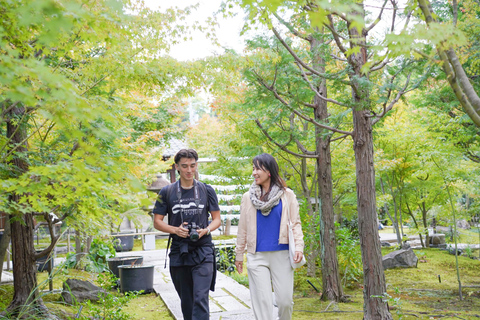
[176,179,201,224]
[164,179,204,268]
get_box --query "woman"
[235,153,304,320]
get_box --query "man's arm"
[153,214,189,238]
[199,210,221,238]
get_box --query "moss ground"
[290,247,480,319]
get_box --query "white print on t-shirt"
[172,202,205,215]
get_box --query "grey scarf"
[249,182,284,216]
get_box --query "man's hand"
[199,228,210,238]
[175,222,189,238]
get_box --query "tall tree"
[232,0,428,317]
[0,0,207,316]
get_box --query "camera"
[185,222,200,242]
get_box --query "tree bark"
[311,35,344,302]
[0,217,11,282]
[348,5,392,318]
[4,105,48,316]
[420,201,430,248]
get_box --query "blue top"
[256,200,289,252]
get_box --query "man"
[153,148,221,320]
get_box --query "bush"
[63,237,116,272]
[215,246,236,274]
[335,223,363,288]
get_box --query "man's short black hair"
[174,148,198,164]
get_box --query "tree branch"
[372,72,412,124]
[418,0,480,127]
[253,71,353,136]
[255,119,318,158]
[365,0,389,33]
[289,113,316,155]
[1,119,48,163]
[272,27,337,80]
[295,62,349,107]
[273,12,311,41]
[326,15,348,54]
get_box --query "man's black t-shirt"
[153,180,220,267]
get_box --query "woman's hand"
[235,261,243,274]
[294,251,303,263]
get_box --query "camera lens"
[190,230,199,242]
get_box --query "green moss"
[122,293,172,319]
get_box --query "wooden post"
[225,218,231,236]
[67,227,71,253]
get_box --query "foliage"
[335,224,363,288]
[298,198,320,261]
[85,238,117,273]
[215,246,236,274]
[81,290,139,320]
[63,237,116,272]
[0,0,215,242]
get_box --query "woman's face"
[252,165,270,188]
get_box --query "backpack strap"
[163,182,178,268]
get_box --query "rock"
[429,234,446,247]
[457,219,471,230]
[382,247,418,270]
[61,279,106,305]
[381,242,391,247]
[446,246,463,255]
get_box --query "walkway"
[115,248,259,320]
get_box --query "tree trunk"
[348,6,392,318]
[0,217,11,282]
[311,35,344,302]
[421,201,430,248]
[4,105,48,316]
[352,108,391,319]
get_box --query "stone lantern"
[147,174,170,194]
[145,174,170,221]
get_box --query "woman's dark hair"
[253,153,286,198]
[174,149,198,164]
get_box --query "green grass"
[1,268,172,319]
[288,247,480,319]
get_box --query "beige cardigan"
[235,188,304,262]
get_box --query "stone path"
[115,248,258,320]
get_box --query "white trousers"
[247,251,294,320]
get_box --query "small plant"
[463,245,475,259]
[62,237,116,272]
[79,271,139,319]
[372,290,404,320]
[215,246,236,274]
[97,272,119,291]
[82,291,139,320]
[87,238,116,272]
[335,223,363,288]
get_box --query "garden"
[2,0,480,319]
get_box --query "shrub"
[335,223,363,288]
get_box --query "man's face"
[175,157,197,183]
